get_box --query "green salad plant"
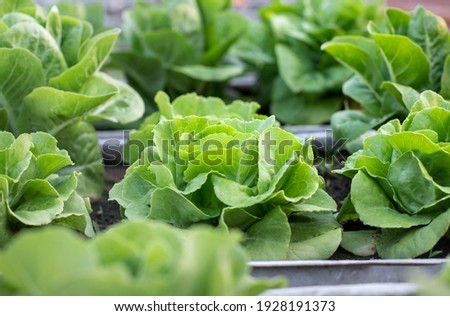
[0,131,94,246]
[337,91,450,259]
[111,92,342,261]
[0,0,144,199]
[0,220,283,295]
[323,6,450,151]
[233,0,385,124]
[45,1,106,34]
[112,0,247,113]
[123,91,265,164]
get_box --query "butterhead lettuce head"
[337,91,450,259]
[111,92,341,261]
[0,221,284,295]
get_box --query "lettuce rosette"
[111,93,341,261]
[124,91,265,164]
[323,6,450,152]
[0,131,94,246]
[113,0,247,111]
[0,221,283,295]
[337,91,450,258]
[0,0,144,199]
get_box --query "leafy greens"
[0,131,94,246]
[111,92,341,261]
[50,1,106,34]
[0,220,283,295]
[323,6,450,151]
[123,91,265,164]
[233,0,385,124]
[0,0,144,199]
[112,0,247,113]
[336,91,450,259]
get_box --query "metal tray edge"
[250,258,448,268]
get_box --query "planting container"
[93,131,448,296]
[262,282,419,296]
[254,259,447,295]
[250,259,446,286]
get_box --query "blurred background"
[388,0,450,22]
[36,0,450,26]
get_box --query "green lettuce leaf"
[112,93,340,261]
[0,131,94,246]
[337,91,450,258]
[324,6,450,151]
[0,3,144,200]
[124,91,263,164]
[113,0,246,110]
[0,221,284,295]
[233,0,385,124]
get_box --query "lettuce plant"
[233,0,385,124]
[337,91,450,259]
[0,221,283,295]
[0,0,144,199]
[112,0,247,112]
[111,93,341,261]
[123,91,265,164]
[323,6,450,151]
[0,131,94,246]
[49,1,105,34]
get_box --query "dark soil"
[315,150,351,209]
[318,165,351,209]
[90,164,126,231]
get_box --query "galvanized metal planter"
[251,259,446,287]
[262,282,419,296]
[252,259,447,295]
